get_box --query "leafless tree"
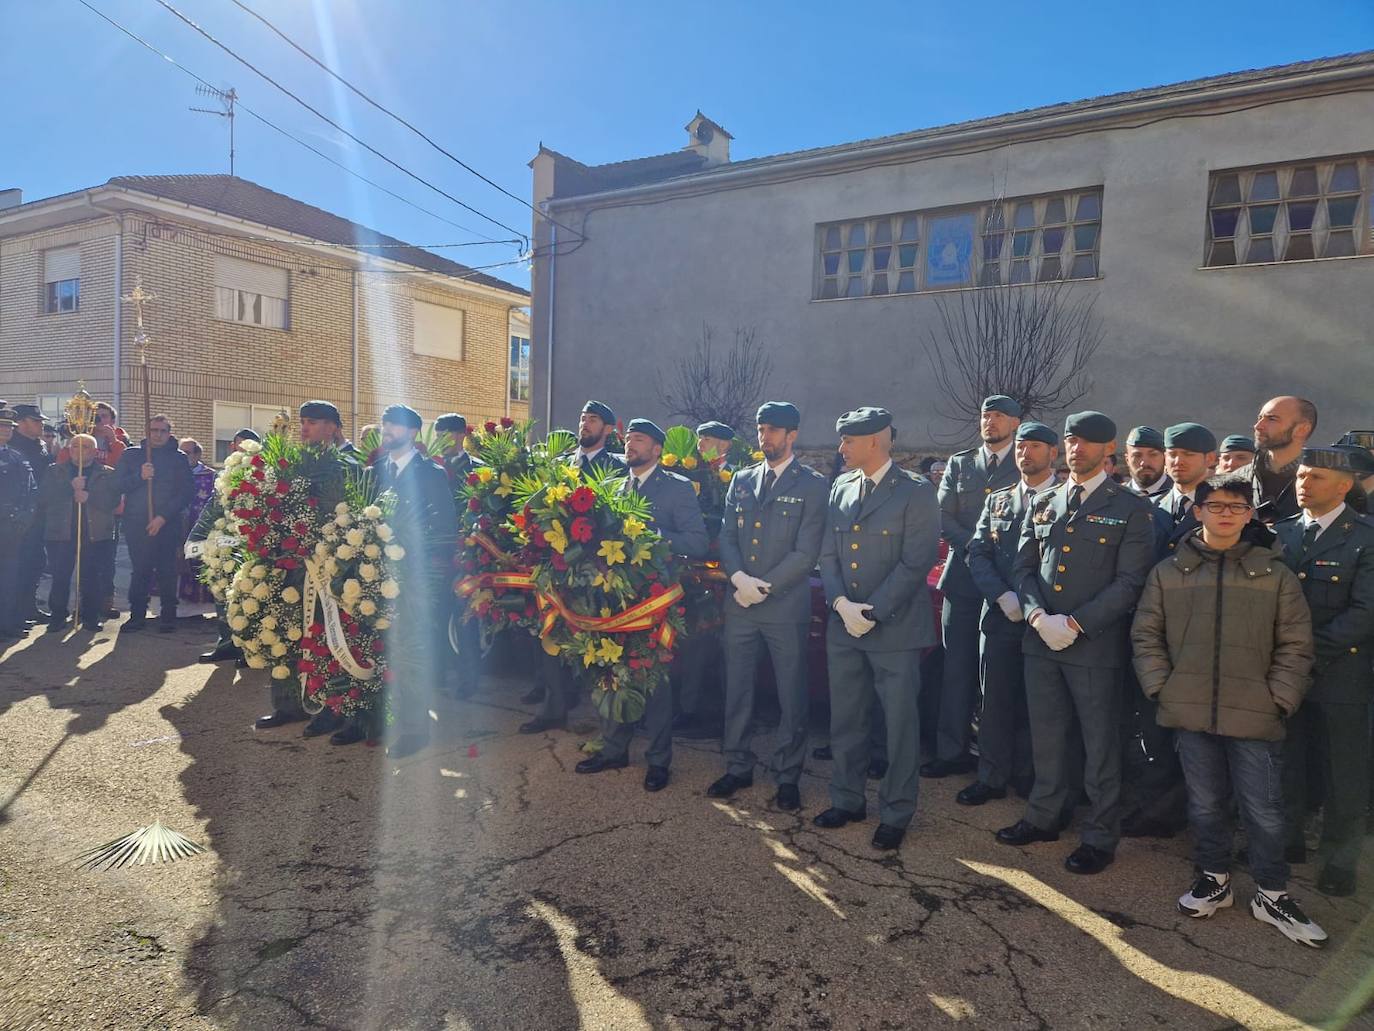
[923,277,1104,438]
[655,324,774,434]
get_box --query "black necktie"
[1066,484,1083,518]
[578,454,589,472]
[1299,520,1320,558]
[1175,494,1190,521]
[987,452,999,477]
[629,476,640,495]
[1025,486,1036,508]
[388,459,399,481]
[761,468,777,504]
[860,477,875,505]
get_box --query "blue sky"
[3,0,1372,291]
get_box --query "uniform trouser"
[1024,657,1123,851]
[721,616,809,785]
[0,533,22,632]
[977,632,1033,790]
[384,566,443,737]
[449,607,482,695]
[538,651,575,721]
[827,640,922,828]
[47,539,114,622]
[126,526,179,618]
[213,602,233,649]
[16,518,46,615]
[937,591,982,760]
[1283,698,1370,872]
[600,671,672,767]
[676,631,719,717]
[1176,730,1289,892]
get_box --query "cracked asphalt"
[2,621,1373,1030]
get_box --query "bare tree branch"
[654,324,774,434]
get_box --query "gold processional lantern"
[63,384,99,613]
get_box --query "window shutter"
[44,247,80,283]
[214,255,288,299]
[412,300,465,361]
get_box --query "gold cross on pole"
[121,275,158,345]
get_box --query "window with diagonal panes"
[978,191,1102,286]
[818,214,921,299]
[1206,158,1370,266]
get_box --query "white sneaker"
[1178,873,1233,918]
[1251,891,1328,949]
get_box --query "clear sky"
[3,0,1372,292]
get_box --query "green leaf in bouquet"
[544,428,577,459]
[663,425,697,459]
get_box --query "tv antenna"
[190,85,238,175]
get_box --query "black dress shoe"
[867,758,889,780]
[775,784,801,811]
[199,644,242,664]
[812,745,833,761]
[872,823,906,850]
[330,724,367,746]
[643,766,670,792]
[956,782,1007,807]
[920,755,977,778]
[386,734,429,759]
[575,754,629,774]
[521,684,546,705]
[122,615,147,632]
[1065,844,1114,875]
[706,773,753,799]
[255,711,307,730]
[995,819,1059,846]
[518,717,566,735]
[1318,864,1356,897]
[82,621,103,633]
[46,615,69,632]
[813,806,866,829]
[302,711,343,738]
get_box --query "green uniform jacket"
[936,446,1019,598]
[967,483,1038,640]
[38,462,119,542]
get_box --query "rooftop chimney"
[684,112,732,166]
[0,189,21,212]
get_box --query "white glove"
[1034,613,1079,651]
[996,592,1023,623]
[835,597,877,638]
[184,540,205,560]
[730,571,772,608]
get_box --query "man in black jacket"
[114,414,194,632]
[9,404,54,623]
[0,407,38,640]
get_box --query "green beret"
[435,413,467,434]
[835,406,892,437]
[1301,446,1364,475]
[1337,430,1374,451]
[1164,422,1217,453]
[756,401,801,430]
[1016,421,1059,446]
[982,395,1023,418]
[1219,434,1256,455]
[1332,444,1374,475]
[299,400,341,425]
[1063,411,1116,444]
[582,400,615,424]
[695,420,736,441]
[625,418,665,445]
[1126,426,1165,450]
[381,404,422,430]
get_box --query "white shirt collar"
[1134,473,1169,496]
[863,459,894,488]
[1305,502,1347,538]
[631,463,658,490]
[1021,474,1053,503]
[1170,482,1202,504]
[575,445,605,463]
[764,455,793,479]
[1067,468,1109,503]
[983,440,1014,466]
[387,447,417,474]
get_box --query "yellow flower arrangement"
[718,468,733,483]
[596,637,624,664]
[661,453,679,467]
[495,471,515,497]
[546,519,568,554]
[475,466,495,484]
[598,539,627,565]
[682,455,698,470]
[622,515,646,540]
[546,483,572,503]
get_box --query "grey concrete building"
[529,53,1374,453]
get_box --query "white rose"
[363,505,382,520]
[359,563,378,583]
[364,543,381,559]
[376,525,393,542]
[287,626,302,641]
[241,598,260,615]
[380,580,400,600]
[282,586,301,604]
[262,615,277,630]
[345,528,365,548]
[336,513,353,527]
[243,639,261,653]
[230,615,249,631]
[359,599,377,616]
[324,525,339,540]
[260,629,278,645]
[250,564,268,580]
[271,665,291,680]
[335,545,354,561]
[342,579,363,598]
[374,617,391,630]
[252,583,271,601]
[211,586,225,600]
[247,655,268,669]
[240,440,262,455]
[335,502,350,515]
[271,642,287,657]
[384,544,406,561]
[315,541,330,556]
[324,559,339,576]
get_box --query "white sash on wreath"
[299,558,376,712]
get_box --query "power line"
[149,0,531,246]
[73,0,513,249]
[226,0,582,242]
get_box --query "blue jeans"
[1175,730,1288,891]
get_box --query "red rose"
[253,469,265,481]
[371,638,385,654]
[294,521,310,535]
[307,497,319,508]
[328,660,342,674]
[307,676,325,691]
[298,659,316,673]
[278,558,299,570]
[569,487,596,514]
[550,553,567,572]
[251,455,265,468]
[500,416,514,428]
[275,481,290,495]
[466,473,480,486]
[649,582,666,597]
[278,458,289,469]
[348,687,362,700]
[570,516,593,543]
[283,536,299,551]
[309,623,324,635]
[484,421,497,433]
[468,497,481,511]
[326,694,343,713]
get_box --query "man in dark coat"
[0,408,38,640]
[114,414,194,632]
[9,404,54,622]
[39,434,121,631]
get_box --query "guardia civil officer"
[707,402,827,810]
[1217,434,1258,475]
[995,411,1156,875]
[1276,446,1374,897]
[1160,423,1219,549]
[813,408,940,851]
[959,421,1059,805]
[0,408,38,641]
[1124,426,1172,500]
[434,412,483,700]
[926,395,1021,778]
[574,419,707,791]
[9,404,54,623]
[298,400,356,453]
[435,413,479,484]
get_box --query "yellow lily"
[661,453,679,467]
[598,539,627,566]
[494,472,515,497]
[596,637,624,664]
[546,483,571,503]
[718,468,733,483]
[546,519,568,554]
[560,463,581,483]
[682,455,698,470]
[622,515,646,540]
[475,466,495,484]
[629,542,653,566]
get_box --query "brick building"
[0,175,530,460]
